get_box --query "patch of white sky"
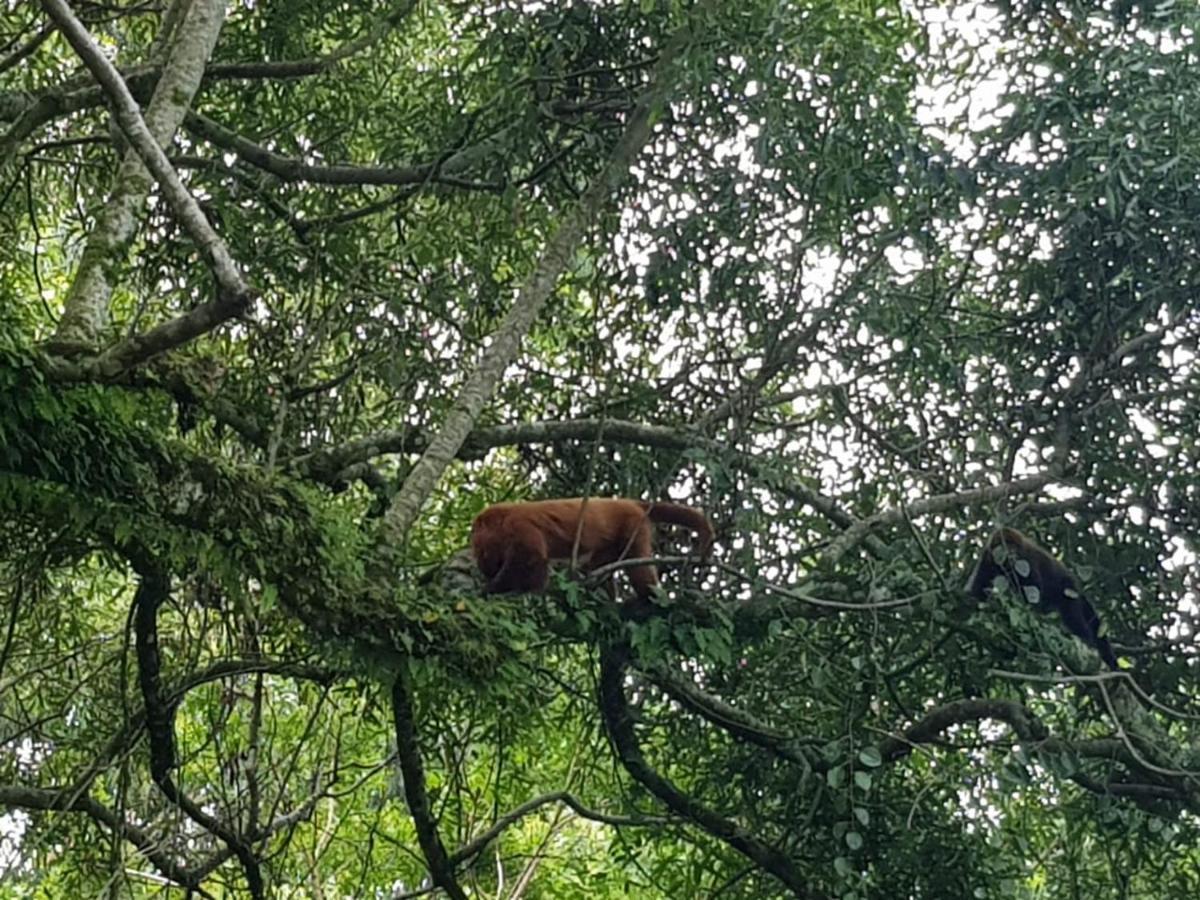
[628,2,1197,601]
[601,0,1200,765]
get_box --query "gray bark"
[377,24,695,552]
[44,0,227,352]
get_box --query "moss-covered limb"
[3,355,831,667]
[0,363,411,652]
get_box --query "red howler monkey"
[471,498,714,617]
[966,528,1119,670]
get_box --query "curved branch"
[390,664,469,900]
[877,697,1200,811]
[0,24,52,78]
[598,642,819,898]
[824,474,1056,564]
[0,784,200,889]
[0,1,416,130]
[185,112,497,189]
[131,565,266,898]
[878,698,1049,763]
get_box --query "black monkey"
[966,528,1119,670]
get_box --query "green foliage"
[6,0,1200,897]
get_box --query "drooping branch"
[131,564,266,898]
[0,762,340,892]
[375,17,696,552]
[876,697,1200,812]
[645,665,819,769]
[878,697,1049,762]
[448,790,676,867]
[598,642,819,898]
[0,23,52,78]
[40,0,228,353]
[40,0,254,376]
[390,664,470,900]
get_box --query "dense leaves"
[2,1,1200,898]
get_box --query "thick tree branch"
[42,289,254,381]
[294,414,884,557]
[40,0,253,373]
[876,698,1200,811]
[40,0,227,352]
[879,698,1049,762]
[599,642,819,898]
[131,565,266,898]
[290,418,698,480]
[0,755,339,892]
[390,664,470,900]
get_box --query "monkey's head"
[470,518,503,578]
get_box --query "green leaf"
[858,747,882,768]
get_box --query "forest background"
[2,0,1200,897]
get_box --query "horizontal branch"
[291,418,703,481]
[824,474,1056,565]
[186,112,502,189]
[291,415,881,555]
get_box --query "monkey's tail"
[1095,636,1120,670]
[640,502,714,557]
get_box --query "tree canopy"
[2,1,1200,897]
